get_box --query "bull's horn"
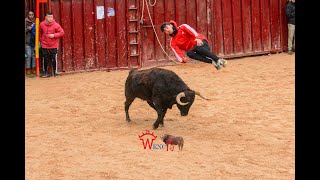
[195,91,209,100]
[176,92,189,106]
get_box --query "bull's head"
[176,90,209,116]
[176,90,195,116]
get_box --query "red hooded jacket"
[39,19,64,49]
[169,20,207,62]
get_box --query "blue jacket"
[31,24,36,36]
[29,24,36,47]
[286,2,295,25]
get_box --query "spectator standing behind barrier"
[160,20,227,70]
[25,11,36,75]
[39,11,64,77]
[286,0,295,55]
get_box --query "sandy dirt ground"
[26,53,295,179]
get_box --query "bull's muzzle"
[180,112,188,116]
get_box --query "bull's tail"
[129,68,138,74]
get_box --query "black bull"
[124,68,207,129]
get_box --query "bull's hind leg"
[125,97,135,123]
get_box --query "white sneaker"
[212,60,221,70]
[218,59,227,67]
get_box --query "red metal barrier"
[26,0,288,73]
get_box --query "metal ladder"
[127,0,141,68]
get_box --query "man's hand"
[27,26,32,31]
[48,34,55,38]
[195,38,203,46]
[183,57,191,63]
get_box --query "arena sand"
[26,53,294,179]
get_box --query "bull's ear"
[194,90,209,100]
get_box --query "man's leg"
[50,48,58,76]
[193,41,219,63]
[41,48,50,77]
[186,50,212,63]
[192,40,227,68]
[293,25,295,51]
[187,50,221,70]
[31,46,36,74]
[201,41,227,67]
[288,24,295,54]
[25,45,32,75]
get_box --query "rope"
[149,0,157,6]
[140,0,145,21]
[141,0,179,64]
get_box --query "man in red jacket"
[39,11,64,77]
[161,20,227,70]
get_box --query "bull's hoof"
[126,119,132,124]
[152,125,158,130]
[159,123,164,128]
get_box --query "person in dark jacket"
[286,0,295,55]
[25,11,36,75]
[160,20,227,70]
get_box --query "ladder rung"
[129,31,138,34]
[129,7,137,10]
[130,54,139,57]
[130,42,138,45]
[129,19,139,22]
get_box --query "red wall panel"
[260,0,272,51]
[270,0,281,51]
[116,1,128,67]
[83,0,97,69]
[231,0,244,54]
[95,0,107,69]
[241,0,253,53]
[105,0,117,68]
[71,0,85,71]
[251,0,262,52]
[154,0,166,61]
[213,0,224,56]
[221,0,234,55]
[59,0,74,72]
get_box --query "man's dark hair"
[46,11,53,16]
[160,22,170,32]
[160,22,178,36]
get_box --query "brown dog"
[161,134,184,150]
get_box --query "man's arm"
[180,24,205,40]
[54,24,64,38]
[170,39,185,63]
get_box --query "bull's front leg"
[159,108,167,127]
[152,99,166,130]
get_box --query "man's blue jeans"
[25,45,36,69]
